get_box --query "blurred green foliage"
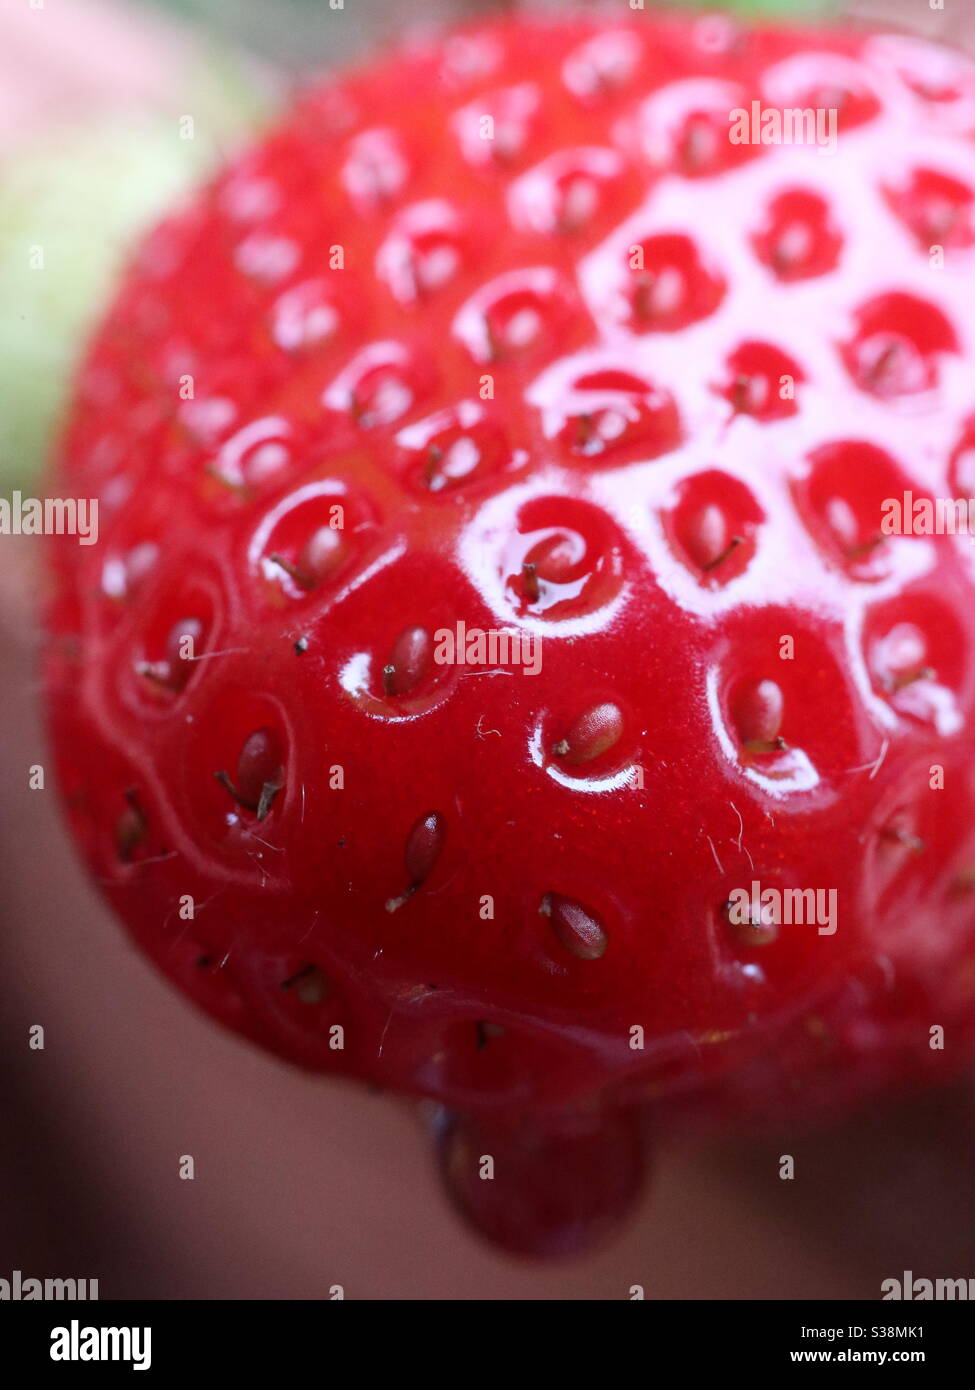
[0,47,267,490]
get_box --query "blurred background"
[3,0,975,1300]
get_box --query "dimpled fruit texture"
[45,12,975,1251]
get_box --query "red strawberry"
[45,11,975,1255]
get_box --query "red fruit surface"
[44,11,975,1253]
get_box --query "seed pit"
[214,726,285,821]
[718,342,804,421]
[795,441,920,581]
[883,167,975,251]
[386,809,446,912]
[280,963,329,1005]
[382,626,433,698]
[721,897,779,949]
[551,701,625,767]
[502,496,627,621]
[325,341,434,429]
[751,189,843,282]
[731,678,786,753]
[551,368,681,464]
[395,401,518,496]
[624,233,725,332]
[453,267,579,364]
[115,787,149,863]
[841,293,958,398]
[541,891,608,961]
[863,590,967,736]
[131,573,218,704]
[665,471,763,586]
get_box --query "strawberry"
[44,11,975,1256]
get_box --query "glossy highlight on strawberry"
[44,10,975,1255]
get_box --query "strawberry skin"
[45,12,975,1253]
